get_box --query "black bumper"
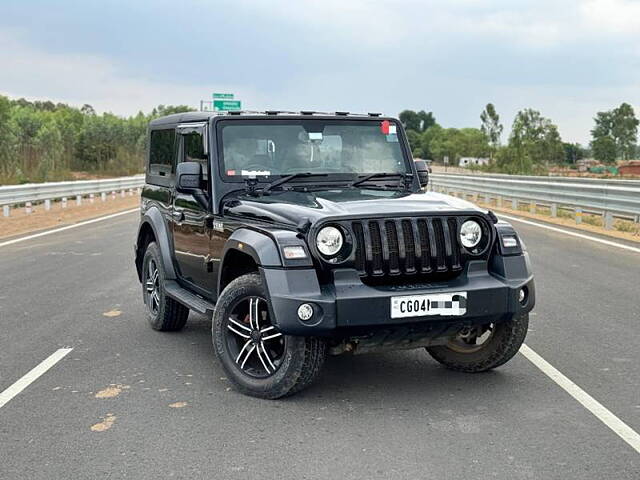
[262,254,535,336]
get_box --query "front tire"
[212,273,325,399]
[426,314,529,372]
[142,242,189,331]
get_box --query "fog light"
[297,303,314,321]
[518,287,527,305]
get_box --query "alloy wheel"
[225,297,285,378]
[145,258,160,316]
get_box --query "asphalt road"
[0,211,638,479]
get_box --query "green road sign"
[213,93,234,99]
[213,99,242,111]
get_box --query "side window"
[149,128,176,178]
[182,131,209,182]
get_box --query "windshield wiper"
[261,172,328,195]
[350,172,412,188]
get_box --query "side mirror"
[176,161,209,210]
[176,161,204,193]
[414,159,430,188]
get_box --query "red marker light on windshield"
[380,120,390,135]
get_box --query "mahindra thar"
[134,111,535,399]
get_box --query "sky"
[0,0,639,145]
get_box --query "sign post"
[212,93,241,111]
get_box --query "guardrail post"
[76,195,82,206]
[89,193,94,204]
[550,203,557,217]
[575,208,582,224]
[120,190,125,198]
[3,205,9,217]
[62,197,67,208]
[101,192,106,202]
[497,196,503,208]
[136,187,142,195]
[604,211,613,230]
[25,202,32,214]
[111,191,116,200]
[44,199,51,211]
[512,199,518,210]
[529,202,536,214]
[128,189,133,196]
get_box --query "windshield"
[218,119,409,180]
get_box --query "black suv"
[134,111,535,399]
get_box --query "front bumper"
[262,254,535,336]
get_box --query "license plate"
[390,292,467,319]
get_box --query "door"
[171,124,214,295]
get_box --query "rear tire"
[212,273,325,399]
[142,242,189,331]
[426,314,529,372]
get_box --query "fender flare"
[138,206,178,280]
[217,228,282,294]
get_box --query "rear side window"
[149,128,176,177]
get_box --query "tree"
[562,143,585,164]
[480,103,503,161]
[500,109,564,173]
[591,103,639,163]
[591,136,617,164]
[611,102,638,160]
[428,127,490,163]
[399,109,436,133]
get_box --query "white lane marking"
[520,344,640,454]
[0,348,73,409]
[0,209,138,248]
[498,214,640,254]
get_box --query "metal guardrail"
[1,175,145,216]
[429,173,640,229]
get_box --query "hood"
[223,188,484,226]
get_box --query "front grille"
[349,216,464,278]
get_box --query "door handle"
[172,210,184,221]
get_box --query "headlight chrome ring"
[316,226,344,257]
[460,220,482,249]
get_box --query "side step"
[164,280,215,315]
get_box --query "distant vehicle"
[134,111,535,398]
[415,158,433,173]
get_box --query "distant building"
[619,161,640,176]
[459,157,489,167]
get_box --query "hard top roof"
[148,110,389,127]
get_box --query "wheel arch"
[135,206,177,282]
[217,228,282,296]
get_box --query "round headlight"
[316,226,343,256]
[460,220,482,248]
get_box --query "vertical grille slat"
[395,220,407,272]
[417,219,432,273]
[385,221,400,275]
[352,222,365,274]
[401,220,416,274]
[447,217,462,270]
[410,219,423,273]
[349,216,469,280]
[361,221,374,275]
[368,221,384,275]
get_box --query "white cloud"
[581,0,640,33]
[0,30,264,115]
